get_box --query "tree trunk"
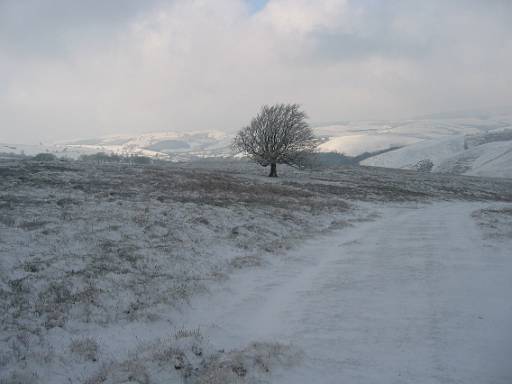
[269,163,277,177]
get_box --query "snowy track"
[182,202,512,383]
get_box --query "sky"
[0,0,511,144]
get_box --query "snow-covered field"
[180,202,512,384]
[1,158,512,383]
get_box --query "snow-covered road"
[183,202,512,383]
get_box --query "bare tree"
[233,103,318,177]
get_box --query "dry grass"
[0,159,351,382]
[70,337,99,362]
[82,333,300,384]
[1,158,511,383]
[472,206,512,239]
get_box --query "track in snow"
[182,202,512,384]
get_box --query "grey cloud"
[310,0,511,61]
[309,30,432,61]
[0,0,511,144]
[0,0,165,56]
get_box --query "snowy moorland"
[3,112,512,179]
[0,131,233,162]
[1,158,512,383]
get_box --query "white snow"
[361,135,466,169]
[0,131,234,160]
[315,113,512,158]
[318,133,421,156]
[1,159,512,383]
[363,136,512,178]
[350,112,512,178]
[438,140,512,178]
[178,202,512,384]
[64,131,234,160]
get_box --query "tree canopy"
[233,103,317,177]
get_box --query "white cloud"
[0,0,511,143]
[258,0,350,35]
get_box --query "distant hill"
[0,131,233,161]
[360,113,512,178]
[2,111,512,177]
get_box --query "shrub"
[414,159,434,172]
[129,155,152,165]
[32,153,57,161]
[79,152,121,163]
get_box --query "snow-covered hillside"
[356,113,512,178]
[361,136,467,170]
[315,113,511,156]
[317,133,421,157]
[361,131,512,178]
[66,131,233,159]
[2,111,512,177]
[436,140,512,178]
[0,131,234,161]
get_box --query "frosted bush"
[414,159,434,172]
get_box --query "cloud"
[0,0,511,143]
[0,0,165,55]
[258,0,350,35]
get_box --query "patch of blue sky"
[245,0,268,14]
